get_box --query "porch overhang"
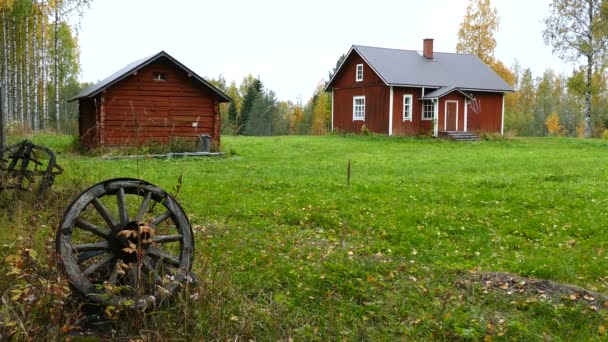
[421,86,475,100]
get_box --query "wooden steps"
[440,131,479,141]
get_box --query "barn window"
[356,64,364,82]
[422,100,435,120]
[353,96,365,121]
[403,95,413,121]
[153,72,168,81]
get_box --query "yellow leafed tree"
[456,0,499,66]
[545,112,563,136]
[311,84,332,135]
[289,104,304,135]
[0,0,15,10]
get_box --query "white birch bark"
[33,10,39,131]
[1,11,8,120]
[54,5,60,131]
[41,14,47,130]
[11,18,20,124]
[25,15,31,129]
[12,17,17,123]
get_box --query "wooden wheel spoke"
[83,254,115,277]
[142,256,163,285]
[78,250,107,263]
[149,210,172,227]
[146,247,180,267]
[117,187,128,225]
[136,191,153,222]
[74,241,109,252]
[92,197,118,228]
[152,234,183,244]
[108,265,121,285]
[75,218,110,238]
[57,178,194,308]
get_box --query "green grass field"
[2,134,608,340]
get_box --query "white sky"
[77,0,572,102]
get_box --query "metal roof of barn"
[325,45,513,93]
[70,51,232,102]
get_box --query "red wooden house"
[71,51,231,148]
[325,39,513,137]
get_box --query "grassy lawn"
[1,134,608,340]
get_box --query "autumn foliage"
[545,112,563,136]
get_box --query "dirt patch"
[459,271,608,310]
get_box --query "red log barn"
[325,39,513,138]
[71,51,231,148]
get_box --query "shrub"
[360,124,371,135]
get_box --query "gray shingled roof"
[326,45,513,92]
[70,51,231,102]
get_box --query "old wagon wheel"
[56,178,194,309]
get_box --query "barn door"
[445,101,458,131]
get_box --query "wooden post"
[0,85,5,151]
[347,159,351,186]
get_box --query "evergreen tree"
[237,78,262,135]
[228,102,238,127]
[245,90,276,136]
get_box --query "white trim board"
[389,86,394,135]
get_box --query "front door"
[445,101,458,131]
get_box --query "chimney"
[423,38,434,60]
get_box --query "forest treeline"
[2,0,607,138]
[0,0,90,135]
[208,63,608,137]
[207,75,332,137]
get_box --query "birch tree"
[543,0,608,137]
[49,0,90,131]
[24,8,30,127]
[456,0,499,65]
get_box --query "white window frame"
[353,96,365,121]
[422,100,435,120]
[403,94,413,121]
[356,64,364,82]
[153,72,168,81]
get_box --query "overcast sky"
[78,0,570,102]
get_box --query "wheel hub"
[109,221,153,263]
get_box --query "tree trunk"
[0,12,4,150]
[1,11,8,121]
[54,6,60,132]
[33,10,39,131]
[584,59,592,138]
[12,17,17,123]
[25,15,31,129]
[19,40,24,127]
[41,14,47,130]
[0,80,4,151]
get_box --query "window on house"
[403,95,413,121]
[356,64,364,82]
[153,72,168,81]
[422,100,435,120]
[353,96,365,121]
